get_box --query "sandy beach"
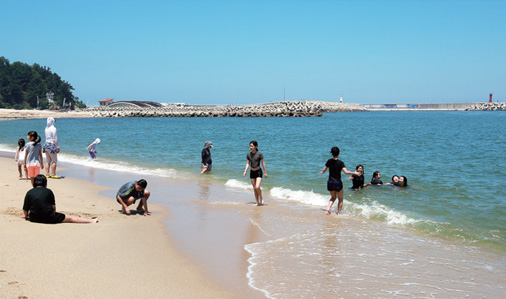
[0,109,94,120]
[0,156,235,298]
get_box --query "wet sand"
[0,156,236,298]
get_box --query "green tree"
[0,56,86,109]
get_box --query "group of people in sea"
[16,117,408,223]
[320,146,408,215]
[15,116,151,225]
[200,140,407,214]
[349,166,408,189]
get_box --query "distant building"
[108,101,162,109]
[99,98,114,106]
[98,99,162,109]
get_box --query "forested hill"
[0,56,85,109]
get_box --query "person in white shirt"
[43,117,60,178]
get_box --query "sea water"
[1,111,505,297]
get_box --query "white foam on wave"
[269,186,329,207]
[225,179,252,190]
[269,185,419,227]
[245,238,284,299]
[0,144,16,153]
[349,200,419,226]
[58,153,180,178]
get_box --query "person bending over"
[22,174,98,224]
[116,179,150,216]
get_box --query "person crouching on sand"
[22,175,98,223]
[319,146,359,215]
[116,179,150,216]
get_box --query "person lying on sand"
[116,179,151,216]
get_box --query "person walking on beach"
[15,138,28,180]
[24,131,44,187]
[200,141,213,174]
[22,174,98,223]
[243,140,268,206]
[116,179,151,216]
[85,138,101,160]
[319,146,359,215]
[43,117,60,178]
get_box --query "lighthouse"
[489,93,493,103]
[340,94,343,103]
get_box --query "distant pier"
[363,103,481,111]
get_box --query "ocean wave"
[58,153,180,178]
[349,200,419,226]
[225,179,253,190]
[1,145,182,179]
[269,185,420,227]
[269,186,329,207]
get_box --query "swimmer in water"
[399,176,408,187]
[386,175,401,186]
[370,171,383,185]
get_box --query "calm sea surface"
[2,111,505,297]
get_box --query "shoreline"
[0,155,237,298]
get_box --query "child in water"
[319,146,359,215]
[399,176,408,187]
[24,131,44,187]
[387,175,401,186]
[15,138,28,180]
[85,138,101,160]
[370,171,383,185]
[349,164,370,189]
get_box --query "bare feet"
[92,217,99,223]
[326,208,331,215]
[123,207,131,215]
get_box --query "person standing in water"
[243,141,267,206]
[85,138,101,160]
[349,164,370,189]
[200,141,213,174]
[319,146,359,215]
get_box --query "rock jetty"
[465,102,506,111]
[85,101,366,118]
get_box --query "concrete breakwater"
[86,101,366,117]
[465,102,506,111]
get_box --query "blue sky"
[2,0,505,105]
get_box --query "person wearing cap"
[85,138,101,160]
[200,141,213,174]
